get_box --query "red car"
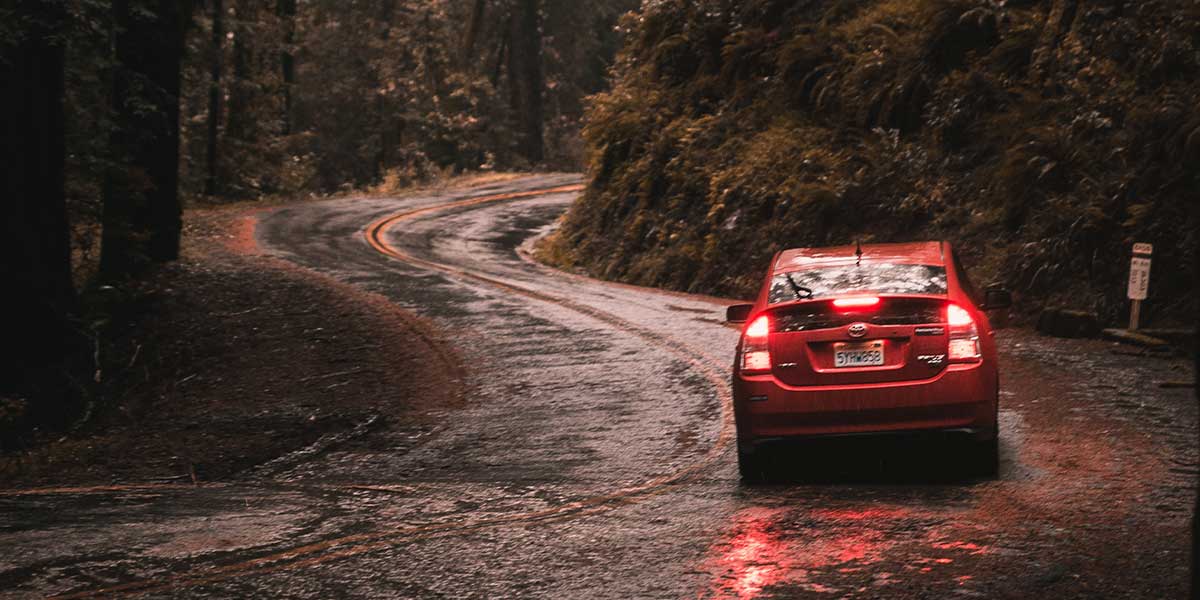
[726,241,1011,481]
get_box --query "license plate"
[834,341,885,368]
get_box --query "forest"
[1,0,633,443]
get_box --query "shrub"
[550,0,1199,326]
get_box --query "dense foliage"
[550,0,1200,324]
[177,0,634,198]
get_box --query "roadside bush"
[550,0,1199,326]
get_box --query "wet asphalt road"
[2,174,1196,598]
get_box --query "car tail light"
[832,296,881,310]
[740,315,771,373]
[946,303,981,362]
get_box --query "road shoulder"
[0,205,462,490]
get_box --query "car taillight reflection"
[715,513,789,598]
[705,507,909,598]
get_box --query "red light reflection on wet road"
[702,505,992,598]
[704,507,899,598]
[709,509,794,599]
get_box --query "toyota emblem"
[847,323,868,338]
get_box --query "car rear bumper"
[733,363,996,443]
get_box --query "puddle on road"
[143,510,308,559]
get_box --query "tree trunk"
[226,0,254,195]
[0,0,74,393]
[101,0,192,277]
[462,0,487,66]
[507,0,544,163]
[204,0,224,196]
[228,0,250,141]
[373,0,396,180]
[491,22,509,87]
[277,0,295,136]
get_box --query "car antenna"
[855,239,863,267]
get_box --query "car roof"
[773,242,945,274]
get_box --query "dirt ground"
[0,205,461,488]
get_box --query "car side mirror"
[981,286,1012,310]
[726,303,754,323]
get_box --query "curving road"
[1,174,1195,598]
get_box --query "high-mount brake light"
[946,303,982,362]
[832,296,881,310]
[740,315,772,373]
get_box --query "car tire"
[972,434,999,478]
[737,443,768,484]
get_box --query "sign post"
[1126,243,1152,330]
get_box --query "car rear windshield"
[768,263,947,304]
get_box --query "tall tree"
[0,0,75,393]
[228,0,250,141]
[204,0,223,196]
[225,0,260,195]
[506,0,544,162]
[461,0,486,67]
[101,0,193,277]
[277,0,296,135]
[371,0,396,180]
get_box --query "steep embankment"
[546,0,1199,325]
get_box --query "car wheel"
[972,434,999,478]
[737,443,768,484]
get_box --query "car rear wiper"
[784,273,813,300]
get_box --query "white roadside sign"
[1128,257,1151,300]
[1127,242,1152,329]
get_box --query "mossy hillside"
[548,0,1199,325]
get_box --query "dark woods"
[2,1,74,421]
[2,0,207,441]
[104,0,192,276]
[0,0,633,442]
[182,0,630,196]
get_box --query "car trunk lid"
[768,297,948,386]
